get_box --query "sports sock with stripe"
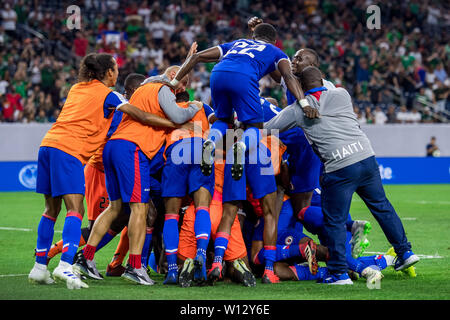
[35,214,56,265]
[194,207,211,260]
[60,211,82,264]
[163,213,179,273]
[213,232,230,264]
[141,227,153,267]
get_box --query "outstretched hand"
[187,42,198,58]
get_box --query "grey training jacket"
[264,87,375,173]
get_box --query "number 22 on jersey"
[224,41,266,59]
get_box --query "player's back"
[40,79,113,165]
[213,39,288,81]
[110,82,168,160]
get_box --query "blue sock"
[213,232,230,264]
[355,255,388,274]
[255,243,303,265]
[163,214,179,273]
[141,227,153,267]
[194,207,211,259]
[293,264,327,281]
[35,214,56,265]
[208,120,229,145]
[263,245,276,271]
[96,229,117,252]
[60,211,82,264]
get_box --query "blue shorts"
[285,130,321,194]
[161,138,215,198]
[103,139,151,203]
[36,146,85,197]
[210,71,263,124]
[222,140,276,202]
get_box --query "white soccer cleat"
[53,261,89,289]
[361,266,384,289]
[28,262,55,285]
[350,220,372,258]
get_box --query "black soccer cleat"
[201,140,215,176]
[179,258,195,288]
[121,264,156,286]
[73,250,103,280]
[231,141,246,181]
[233,258,256,287]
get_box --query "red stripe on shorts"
[130,146,142,203]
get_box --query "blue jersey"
[214,39,289,81]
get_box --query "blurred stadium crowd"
[0,0,449,123]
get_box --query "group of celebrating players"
[28,18,419,290]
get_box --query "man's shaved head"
[165,65,189,93]
[299,66,323,91]
[164,65,180,78]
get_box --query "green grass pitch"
[0,185,449,300]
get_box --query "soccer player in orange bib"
[46,74,147,266]
[160,91,215,285]
[28,53,184,289]
[77,65,204,285]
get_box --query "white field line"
[0,269,107,278]
[365,251,444,259]
[0,227,62,233]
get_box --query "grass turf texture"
[0,185,449,300]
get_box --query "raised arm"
[171,46,222,85]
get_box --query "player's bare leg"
[290,191,313,220]
[122,202,155,285]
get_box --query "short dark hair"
[253,23,277,43]
[124,73,146,90]
[78,53,116,82]
[175,91,190,103]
